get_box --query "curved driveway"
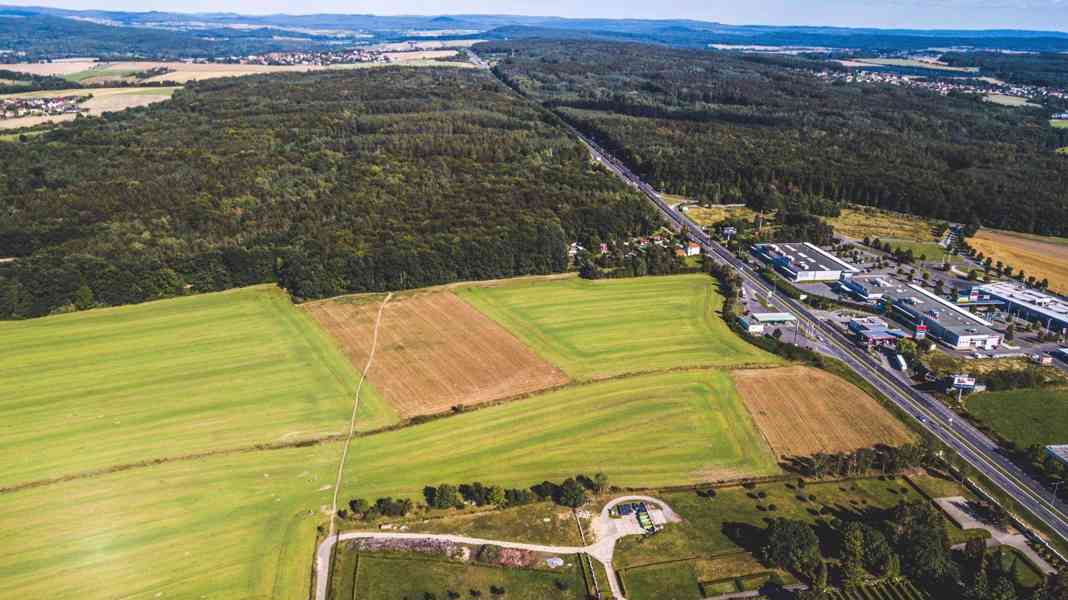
[313,495,680,600]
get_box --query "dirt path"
[312,495,680,600]
[327,292,392,537]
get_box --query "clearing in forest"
[826,205,941,244]
[0,284,397,488]
[457,274,780,381]
[731,366,914,459]
[304,291,568,418]
[969,228,1068,294]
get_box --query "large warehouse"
[751,242,860,282]
[977,282,1068,334]
[885,284,1003,351]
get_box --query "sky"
[6,0,1068,31]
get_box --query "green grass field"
[342,370,780,501]
[883,238,960,263]
[1051,119,1068,129]
[968,389,1068,448]
[0,285,397,487]
[62,68,138,82]
[612,475,986,571]
[0,443,337,600]
[623,561,703,600]
[457,275,780,380]
[0,344,778,600]
[0,129,47,142]
[332,552,587,600]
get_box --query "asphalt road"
[472,47,1068,548]
[565,116,1068,548]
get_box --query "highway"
[568,118,1068,548]
[471,50,1068,548]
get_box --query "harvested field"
[372,39,486,51]
[969,228,1068,294]
[855,58,977,72]
[984,93,1041,108]
[305,291,568,418]
[383,50,459,61]
[0,57,473,85]
[732,366,913,458]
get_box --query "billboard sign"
[951,374,976,389]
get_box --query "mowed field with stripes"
[0,285,397,488]
[0,273,911,599]
[456,274,781,380]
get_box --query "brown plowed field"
[305,292,568,418]
[732,366,913,458]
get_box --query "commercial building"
[847,316,907,348]
[840,276,890,301]
[977,282,1068,334]
[737,316,765,334]
[1046,445,1068,469]
[751,242,860,282]
[884,284,1003,351]
[750,312,798,326]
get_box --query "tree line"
[0,67,658,319]
[340,473,610,523]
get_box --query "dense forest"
[482,40,1068,237]
[0,67,656,318]
[942,51,1068,88]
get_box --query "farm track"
[329,292,392,537]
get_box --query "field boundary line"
[3,363,798,497]
[329,292,392,536]
[0,434,347,496]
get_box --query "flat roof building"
[1047,445,1068,469]
[750,312,798,325]
[847,316,907,347]
[977,282,1068,334]
[737,316,765,334]
[840,276,889,301]
[884,284,1002,351]
[752,242,860,282]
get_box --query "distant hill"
[3,5,1068,59]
